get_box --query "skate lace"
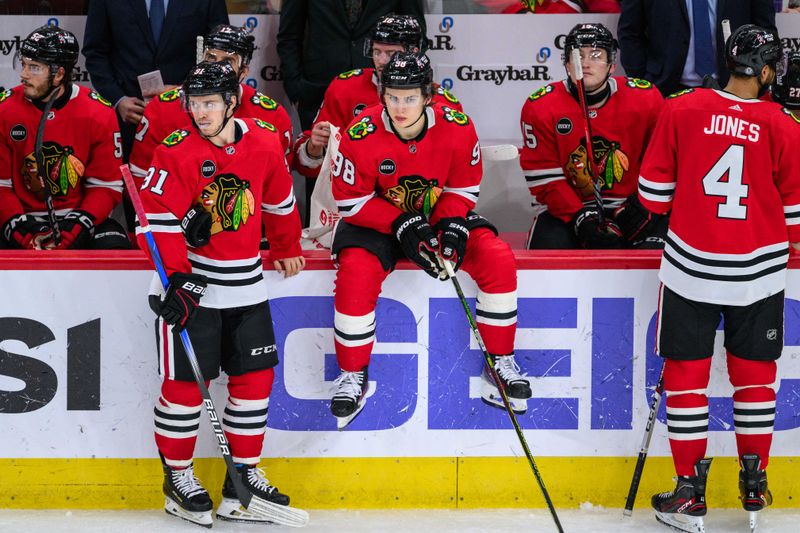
[494,355,526,384]
[247,467,277,495]
[332,370,364,399]
[172,466,207,499]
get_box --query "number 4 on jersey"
[702,144,748,220]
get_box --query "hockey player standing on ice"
[294,15,461,207]
[638,25,800,533]
[137,61,304,527]
[0,26,128,250]
[519,23,664,249]
[129,24,293,186]
[328,51,530,429]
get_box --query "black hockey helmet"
[379,51,434,95]
[562,23,618,65]
[365,14,423,57]
[18,25,79,73]
[773,51,800,110]
[204,24,256,66]
[726,24,782,77]
[184,60,240,97]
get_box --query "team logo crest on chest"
[384,175,441,215]
[565,136,629,199]
[198,173,255,234]
[22,141,85,199]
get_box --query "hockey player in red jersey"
[0,25,127,250]
[519,23,664,249]
[482,0,620,14]
[137,61,305,527]
[773,51,800,115]
[129,24,293,185]
[328,51,531,429]
[638,26,800,533]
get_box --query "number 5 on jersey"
[331,152,355,185]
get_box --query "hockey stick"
[623,362,665,516]
[34,86,62,247]
[442,260,564,533]
[196,35,204,64]
[120,164,308,527]
[721,19,732,44]
[570,48,606,223]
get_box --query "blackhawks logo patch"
[159,88,181,102]
[0,88,13,105]
[252,93,278,111]
[22,141,85,200]
[565,136,629,200]
[198,173,255,234]
[626,78,653,90]
[519,0,546,12]
[384,175,442,215]
[436,86,460,105]
[162,129,190,147]
[668,88,694,99]
[442,106,469,126]
[254,119,277,132]
[783,108,800,125]
[347,116,376,140]
[528,84,554,102]
[338,69,363,79]
[89,91,112,107]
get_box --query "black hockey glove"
[612,194,653,244]
[392,212,441,278]
[572,206,623,249]
[181,204,212,248]
[1,214,51,249]
[435,217,469,273]
[54,210,95,249]
[159,272,208,331]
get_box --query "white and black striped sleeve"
[638,175,675,205]
[136,212,182,234]
[524,167,565,188]
[336,192,375,218]
[262,187,296,216]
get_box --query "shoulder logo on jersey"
[565,136,629,199]
[338,69,363,80]
[254,118,277,132]
[88,91,112,107]
[198,173,256,234]
[442,106,469,126]
[200,160,216,178]
[21,141,85,200]
[162,129,190,147]
[555,117,572,135]
[626,78,653,90]
[0,88,13,105]
[158,88,181,102]
[528,85,554,102]
[251,93,278,111]
[10,124,27,142]
[347,116,377,140]
[436,86,460,105]
[782,107,800,125]
[353,103,367,117]
[384,175,442,215]
[667,88,694,99]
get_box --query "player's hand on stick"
[51,210,94,249]
[392,212,442,278]
[274,255,306,278]
[613,194,654,243]
[572,206,623,249]
[2,214,53,249]
[118,96,145,125]
[307,121,331,158]
[159,272,208,331]
[181,204,212,248]
[435,217,469,274]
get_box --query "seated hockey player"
[773,50,800,116]
[0,25,128,250]
[137,60,305,527]
[519,23,665,249]
[328,51,531,429]
[638,25,800,533]
[129,24,293,186]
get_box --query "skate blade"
[480,385,527,414]
[221,496,309,527]
[654,511,705,533]
[335,397,367,431]
[164,497,212,528]
[749,511,758,532]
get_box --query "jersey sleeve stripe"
[129,163,149,178]
[137,212,181,234]
[525,173,565,186]
[336,193,375,217]
[784,204,800,225]
[443,185,480,203]
[0,178,12,187]
[85,177,124,192]
[639,176,676,191]
[262,188,296,216]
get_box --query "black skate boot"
[651,458,712,533]
[481,353,531,414]
[331,366,369,430]
[162,462,213,528]
[739,454,772,532]
[216,464,309,527]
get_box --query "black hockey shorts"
[153,299,279,382]
[656,284,784,362]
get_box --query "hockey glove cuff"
[55,210,95,249]
[181,204,212,248]
[572,206,623,249]
[435,217,469,273]
[1,213,52,249]
[613,194,653,243]
[392,212,441,278]
[159,272,208,331]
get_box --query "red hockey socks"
[224,368,274,465]
[155,379,205,468]
[664,357,712,477]
[727,352,777,469]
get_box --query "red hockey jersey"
[129,84,292,182]
[639,88,800,306]
[519,76,663,223]
[293,67,463,178]
[0,84,122,227]
[332,102,481,235]
[138,118,301,309]
[488,0,620,13]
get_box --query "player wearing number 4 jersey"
[638,25,800,533]
[329,51,531,430]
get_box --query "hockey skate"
[481,354,531,414]
[162,463,213,528]
[651,458,712,533]
[216,464,309,527]
[739,454,772,533]
[331,366,369,430]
